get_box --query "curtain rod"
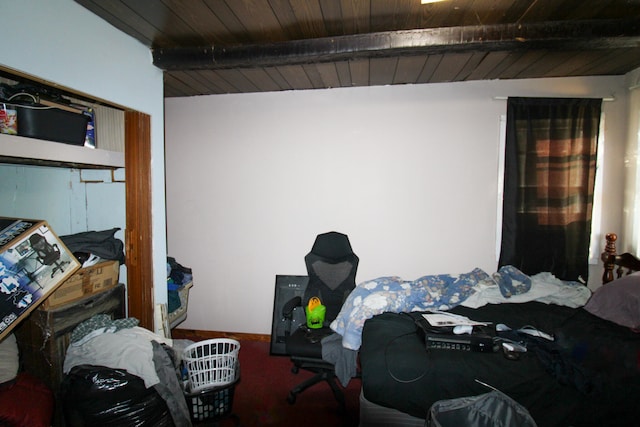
[493,96,615,101]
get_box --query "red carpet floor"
[192,340,361,427]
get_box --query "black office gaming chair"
[29,233,69,278]
[283,231,359,409]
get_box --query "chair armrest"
[282,296,302,319]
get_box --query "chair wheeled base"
[286,356,346,412]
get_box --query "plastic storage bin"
[182,338,240,393]
[15,103,90,146]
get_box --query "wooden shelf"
[0,133,124,169]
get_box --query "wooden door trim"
[125,111,154,329]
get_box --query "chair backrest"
[303,231,359,326]
[29,233,60,264]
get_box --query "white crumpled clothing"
[64,326,172,388]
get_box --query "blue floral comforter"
[331,268,489,350]
[330,266,590,350]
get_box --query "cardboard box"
[43,259,120,309]
[0,218,80,341]
[14,284,125,427]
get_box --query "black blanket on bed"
[360,302,640,427]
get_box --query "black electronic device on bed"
[411,312,498,353]
[424,332,497,352]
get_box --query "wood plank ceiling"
[74,0,640,97]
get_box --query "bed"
[351,233,640,427]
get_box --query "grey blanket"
[321,332,357,387]
[152,341,192,427]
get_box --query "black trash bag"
[61,365,175,427]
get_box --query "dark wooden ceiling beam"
[152,19,640,71]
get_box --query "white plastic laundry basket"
[182,338,240,392]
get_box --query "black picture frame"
[270,275,308,355]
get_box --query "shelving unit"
[0,133,124,169]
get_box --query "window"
[497,97,602,282]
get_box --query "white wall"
[165,75,628,335]
[0,0,168,307]
[0,167,125,236]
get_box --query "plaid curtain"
[499,97,602,282]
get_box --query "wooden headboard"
[601,233,640,284]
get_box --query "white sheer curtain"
[588,115,605,265]
[624,69,640,254]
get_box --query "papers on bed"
[422,311,490,327]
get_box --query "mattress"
[360,302,640,427]
[359,388,425,427]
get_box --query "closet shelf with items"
[0,71,125,170]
